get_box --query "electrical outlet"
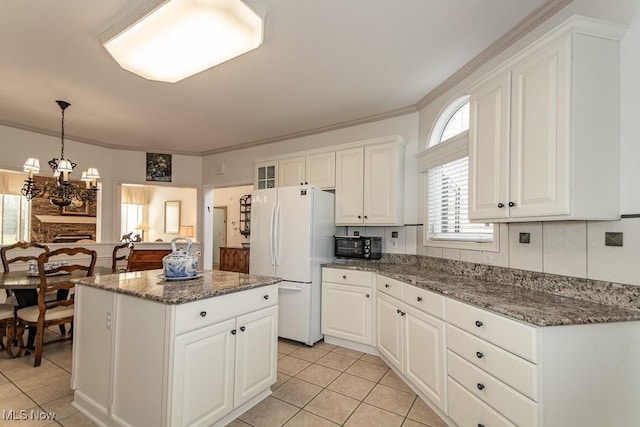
[391,238,398,249]
[106,311,112,330]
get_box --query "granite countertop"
[323,262,640,327]
[72,269,281,305]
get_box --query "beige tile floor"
[232,339,449,427]
[0,330,448,427]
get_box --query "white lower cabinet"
[72,284,278,427]
[376,286,446,413]
[171,319,236,426]
[446,298,640,427]
[322,268,374,345]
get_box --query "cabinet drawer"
[447,325,538,401]
[174,285,278,335]
[448,377,516,427]
[448,351,538,427]
[322,268,373,287]
[403,283,445,320]
[376,274,403,300]
[447,298,538,363]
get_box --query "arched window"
[420,97,495,247]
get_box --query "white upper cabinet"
[335,137,406,226]
[278,156,306,187]
[259,152,336,189]
[306,152,335,189]
[468,17,625,222]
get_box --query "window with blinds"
[427,157,493,242]
[420,98,496,247]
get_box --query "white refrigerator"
[250,186,335,345]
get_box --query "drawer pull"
[200,311,207,317]
[385,284,390,288]
[478,424,485,427]
[263,295,269,300]
[342,275,347,279]
[417,296,423,302]
[476,351,484,359]
[400,311,405,317]
[476,383,485,390]
[231,329,237,335]
[397,309,401,314]
[365,294,370,298]
[475,320,483,327]
[240,326,246,332]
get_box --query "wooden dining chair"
[112,242,133,272]
[0,241,50,353]
[15,247,97,367]
[125,249,171,272]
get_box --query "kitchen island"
[70,269,281,427]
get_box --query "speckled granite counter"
[72,269,281,304]
[323,262,640,327]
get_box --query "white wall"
[147,186,198,243]
[213,185,253,248]
[0,122,203,242]
[414,0,640,286]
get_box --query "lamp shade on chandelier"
[21,100,100,208]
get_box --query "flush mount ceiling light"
[101,0,266,83]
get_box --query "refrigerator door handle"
[269,203,276,266]
[274,202,281,266]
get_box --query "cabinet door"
[234,306,278,408]
[278,156,306,187]
[306,152,336,189]
[404,307,447,413]
[335,148,364,224]
[363,142,400,224]
[376,292,404,371]
[509,36,570,218]
[255,162,278,189]
[468,72,511,220]
[322,282,372,345]
[171,318,236,427]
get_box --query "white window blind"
[427,156,493,242]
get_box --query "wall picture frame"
[164,201,180,234]
[62,196,90,216]
[146,153,172,182]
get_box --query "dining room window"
[0,171,30,244]
[419,97,496,249]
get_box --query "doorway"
[213,207,227,267]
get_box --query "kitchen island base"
[71,275,278,427]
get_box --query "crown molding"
[415,0,573,111]
[200,105,417,156]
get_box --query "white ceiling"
[0,0,547,155]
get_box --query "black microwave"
[334,236,382,259]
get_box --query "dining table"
[0,266,114,356]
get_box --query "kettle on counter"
[163,237,199,278]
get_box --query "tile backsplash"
[354,217,640,287]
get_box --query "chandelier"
[21,100,100,208]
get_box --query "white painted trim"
[252,134,407,164]
[35,215,97,224]
[417,131,468,172]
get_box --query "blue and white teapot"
[162,237,199,278]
